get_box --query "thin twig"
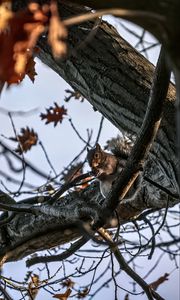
[8,113,26,195]
[144,199,169,258]
[70,17,101,56]
[68,118,91,146]
[39,141,57,176]
[0,139,56,182]
[94,116,104,145]
[63,9,165,28]
[142,216,156,259]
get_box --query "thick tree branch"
[101,47,171,220]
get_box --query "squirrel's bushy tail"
[105,134,135,159]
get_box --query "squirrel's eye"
[95,153,99,158]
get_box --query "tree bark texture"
[37,3,178,193]
[0,0,179,264]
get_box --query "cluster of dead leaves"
[24,272,171,300]
[10,126,38,154]
[53,287,89,300]
[40,102,67,126]
[0,0,67,86]
[52,279,89,299]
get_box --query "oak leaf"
[12,127,38,154]
[40,103,67,126]
[53,288,72,300]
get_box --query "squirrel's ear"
[87,147,90,152]
[96,143,101,151]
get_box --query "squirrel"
[87,136,141,199]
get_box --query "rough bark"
[72,0,180,70]
[37,3,178,193]
[0,0,179,264]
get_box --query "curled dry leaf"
[40,102,67,126]
[11,127,38,154]
[0,2,48,84]
[53,288,72,300]
[0,0,13,30]
[0,1,68,85]
[48,0,67,58]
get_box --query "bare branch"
[97,228,164,300]
[63,8,165,28]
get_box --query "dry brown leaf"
[40,102,67,126]
[28,274,40,299]
[149,273,169,290]
[62,163,83,184]
[11,127,38,154]
[0,2,48,84]
[53,288,72,300]
[77,287,89,299]
[61,278,75,289]
[25,56,37,82]
[0,0,13,30]
[48,0,67,58]
[0,1,68,85]
[62,163,92,190]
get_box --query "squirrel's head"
[87,143,104,176]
